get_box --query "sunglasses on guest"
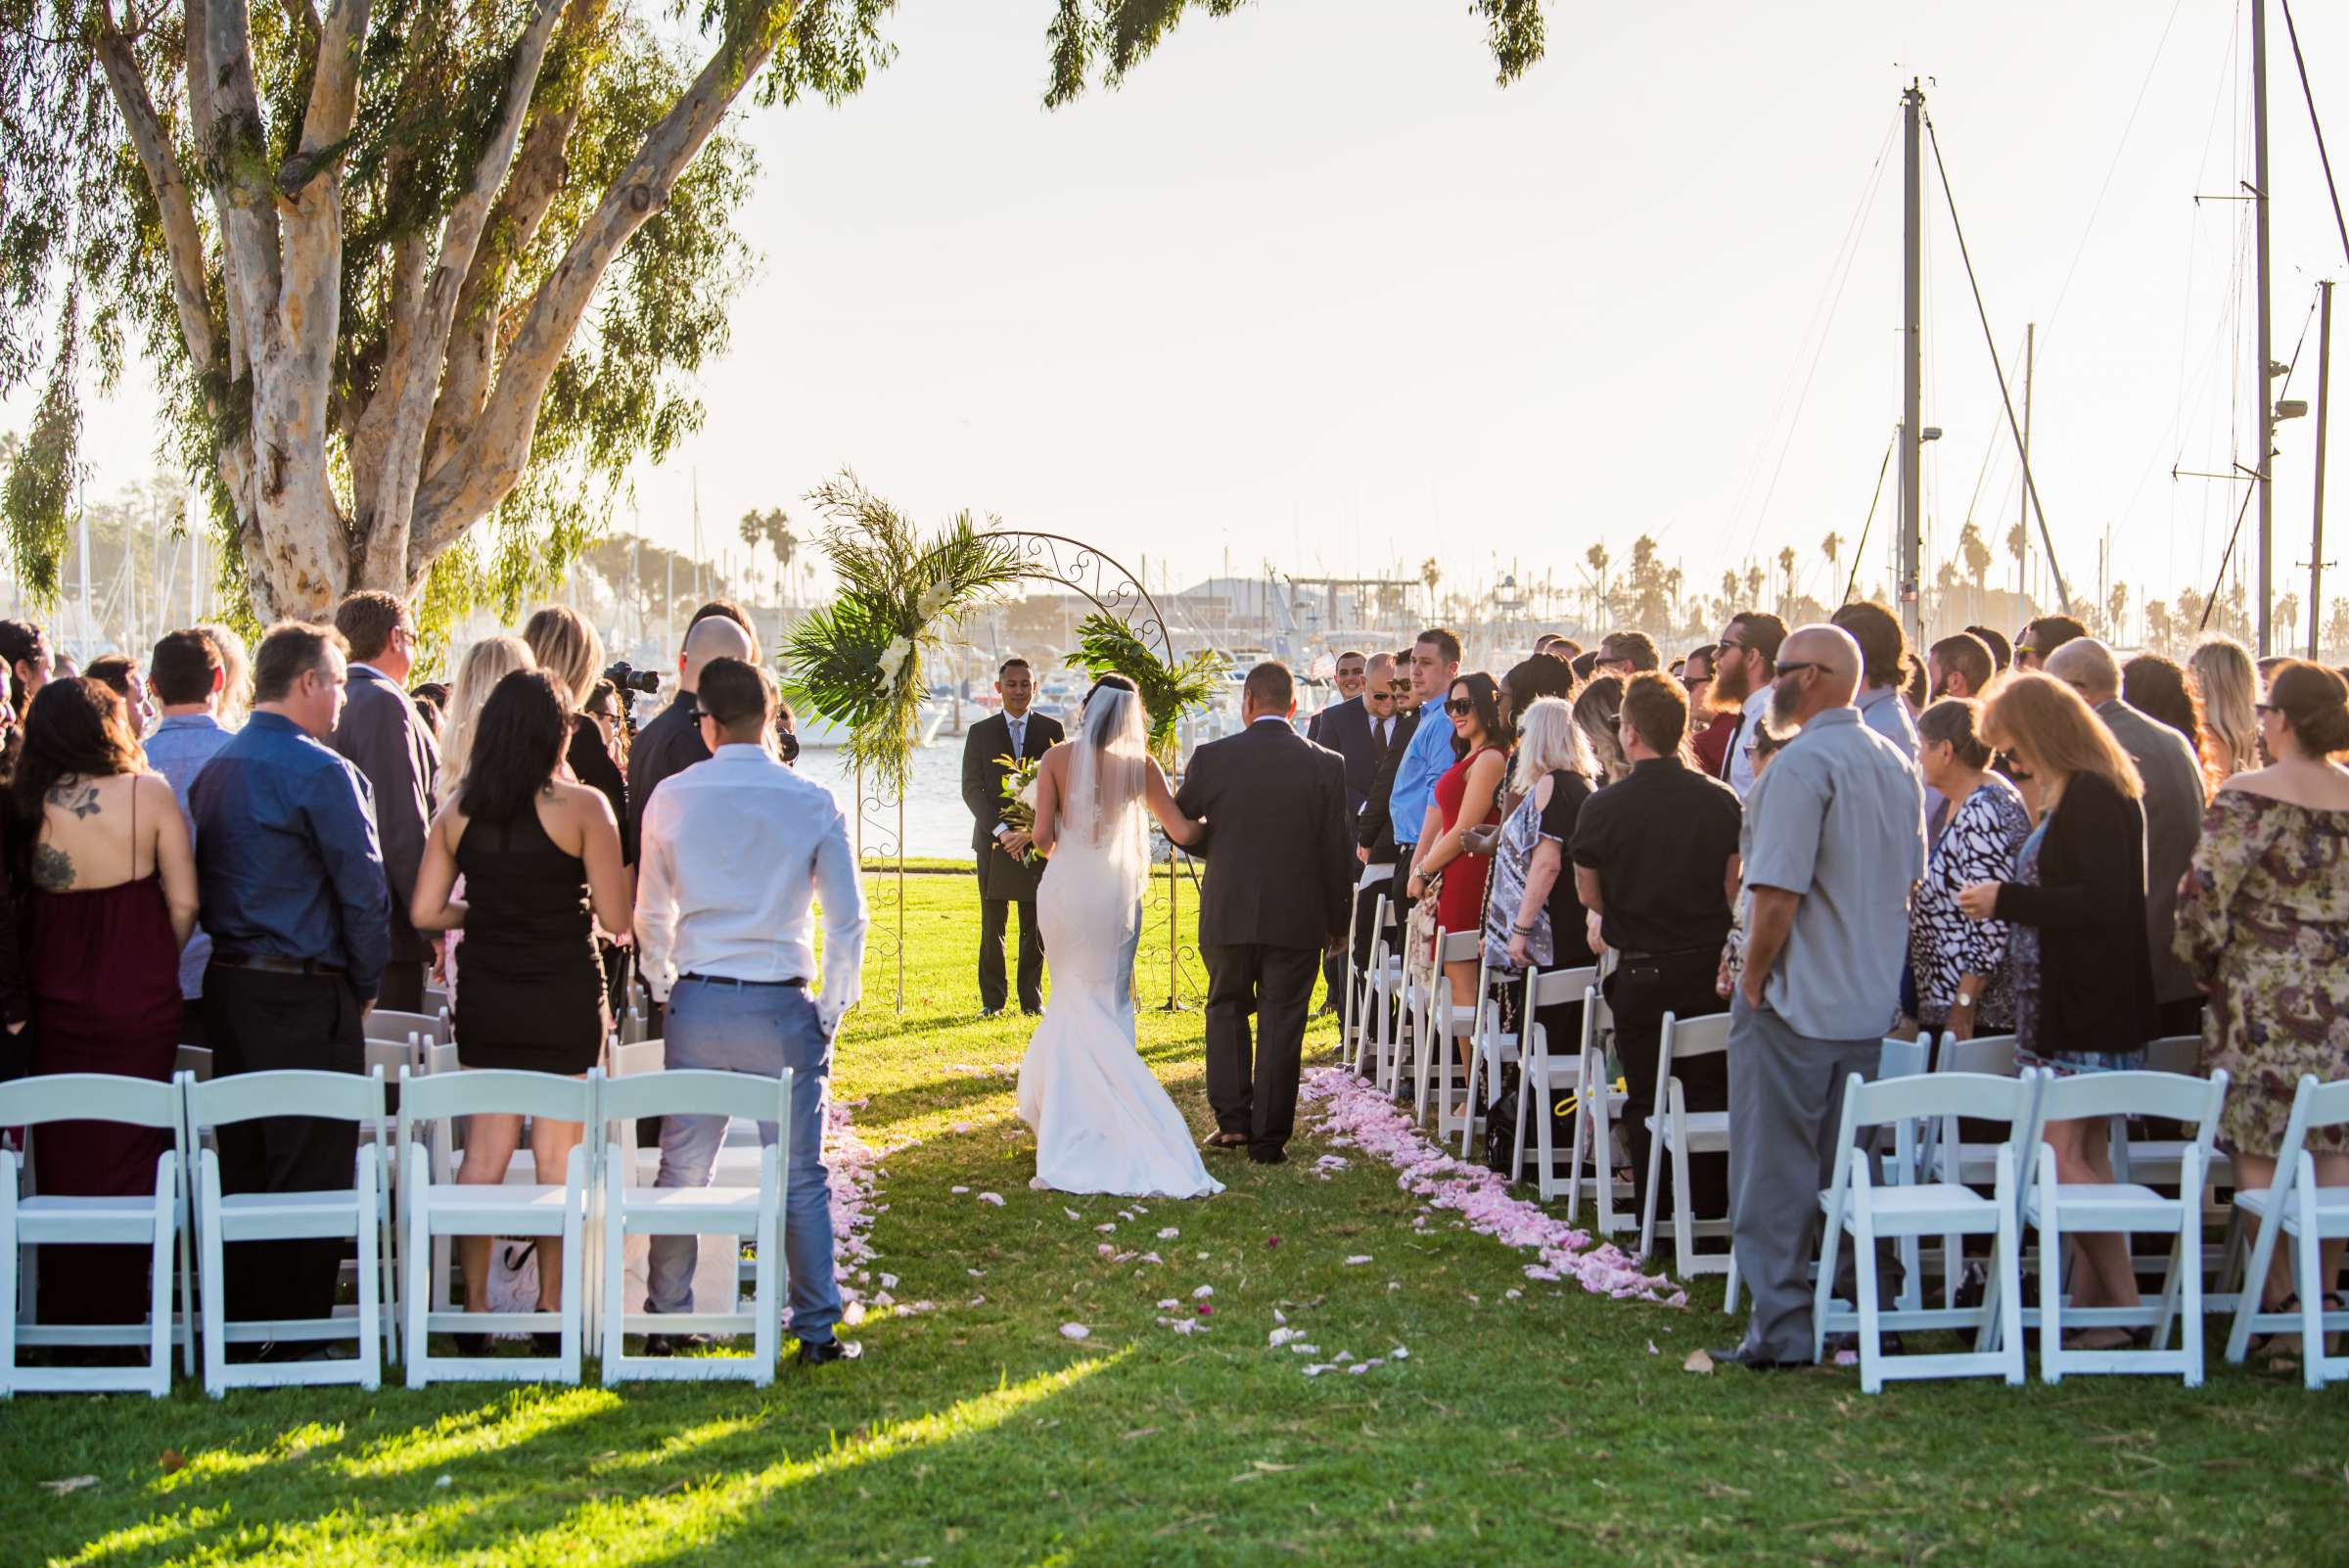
[1387,677,1412,693]
[1444,697,1476,716]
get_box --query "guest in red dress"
[11,678,197,1326]
[1405,671,1514,1100]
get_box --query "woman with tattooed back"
[11,676,196,1327]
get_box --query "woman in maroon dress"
[1405,671,1514,1101]
[11,678,197,1326]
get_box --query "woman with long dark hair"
[410,669,627,1344]
[1407,670,1513,1100]
[2122,653,2206,775]
[12,676,197,1325]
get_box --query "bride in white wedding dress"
[1017,675,1222,1198]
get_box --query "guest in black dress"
[412,670,629,1335]
[525,607,635,1013]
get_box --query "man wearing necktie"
[961,657,1065,1016]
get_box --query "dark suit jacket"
[962,709,1065,899]
[330,665,439,964]
[1174,718,1353,950]
[627,696,705,855]
[1355,708,1421,859]
[1307,695,1376,817]
[1992,769,2159,1057]
[2096,698,2206,1006]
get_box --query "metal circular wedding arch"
[848,530,1204,1013]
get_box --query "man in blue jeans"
[635,656,868,1363]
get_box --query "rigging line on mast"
[1723,108,1898,565]
[1843,431,1898,607]
[2278,0,2349,270]
[1920,112,2073,614]
[2200,291,2319,628]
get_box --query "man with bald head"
[2045,637,2208,1036]
[627,605,760,861]
[1716,624,1926,1371]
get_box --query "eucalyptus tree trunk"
[92,0,791,618]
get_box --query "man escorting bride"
[1016,665,1353,1197]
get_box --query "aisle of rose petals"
[827,1097,937,1330]
[1298,1065,1685,1307]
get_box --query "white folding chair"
[174,1045,214,1083]
[1457,947,1522,1160]
[2024,1069,2229,1386]
[1504,967,1600,1192]
[1562,987,1635,1232]
[1415,929,1481,1130]
[419,985,453,1022]
[367,1009,449,1048]
[2222,1075,2349,1388]
[397,1067,597,1385]
[1930,1032,2022,1309]
[185,1067,390,1395]
[1638,1012,1735,1284]
[1813,1071,2037,1393]
[599,1069,792,1384]
[1360,897,1411,1093]
[0,1074,189,1397]
[1873,1036,1935,1313]
[1343,863,1394,1075]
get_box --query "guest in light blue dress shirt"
[141,629,235,1044]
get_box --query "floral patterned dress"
[1909,776,2032,1031]
[2174,790,2349,1156]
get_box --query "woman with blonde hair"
[523,606,630,857]
[2190,634,2261,781]
[1957,672,2156,1348]
[196,623,252,729]
[438,635,537,797]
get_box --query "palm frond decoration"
[1069,611,1227,763]
[778,471,1027,791]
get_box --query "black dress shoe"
[981,1007,1004,1019]
[1247,1147,1287,1166]
[1204,1131,1248,1151]
[1821,1330,1906,1358]
[798,1337,855,1366]
[452,1332,492,1358]
[642,1332,714,1359]
[1709,1343,1806,1371]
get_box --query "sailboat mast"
[1900,79,1925,646]
[2254,0,2277,656]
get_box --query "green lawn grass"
[4,872,2344,1566]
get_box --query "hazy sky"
[15,0,2349,627]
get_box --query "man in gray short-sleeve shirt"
[1715,623,1926,1369]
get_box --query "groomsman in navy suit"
[1305,650,1375,1012]
[960,657,1064,1016]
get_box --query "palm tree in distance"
[1820,531,1844,606]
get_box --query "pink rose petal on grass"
[1060,1322,1091,1341]
[1157,1226,1180,1239]
[1343,1255,1373,1267]
[1192,1285,1215,1299]
[977,1191,1005,1207]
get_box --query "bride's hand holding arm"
[1145,758,1200,846]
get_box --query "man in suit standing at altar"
[961,657,1065,1017]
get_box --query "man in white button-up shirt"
[634,656,868,1363]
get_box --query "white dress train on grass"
[1016,687,1222,1200]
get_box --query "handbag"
[1403,867,1446,991]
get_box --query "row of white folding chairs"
[0,1061,792,1397]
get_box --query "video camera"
[601,661,662,736]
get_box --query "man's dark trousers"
[1202,943,1321,1155]
[978,854,1044,1014]
[1602,948,1729,1223]
[206,964,367,1323]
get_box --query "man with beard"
[1709,612,1786,796]
[1715,624,1925,1370]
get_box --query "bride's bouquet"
[997,749,1051,866]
